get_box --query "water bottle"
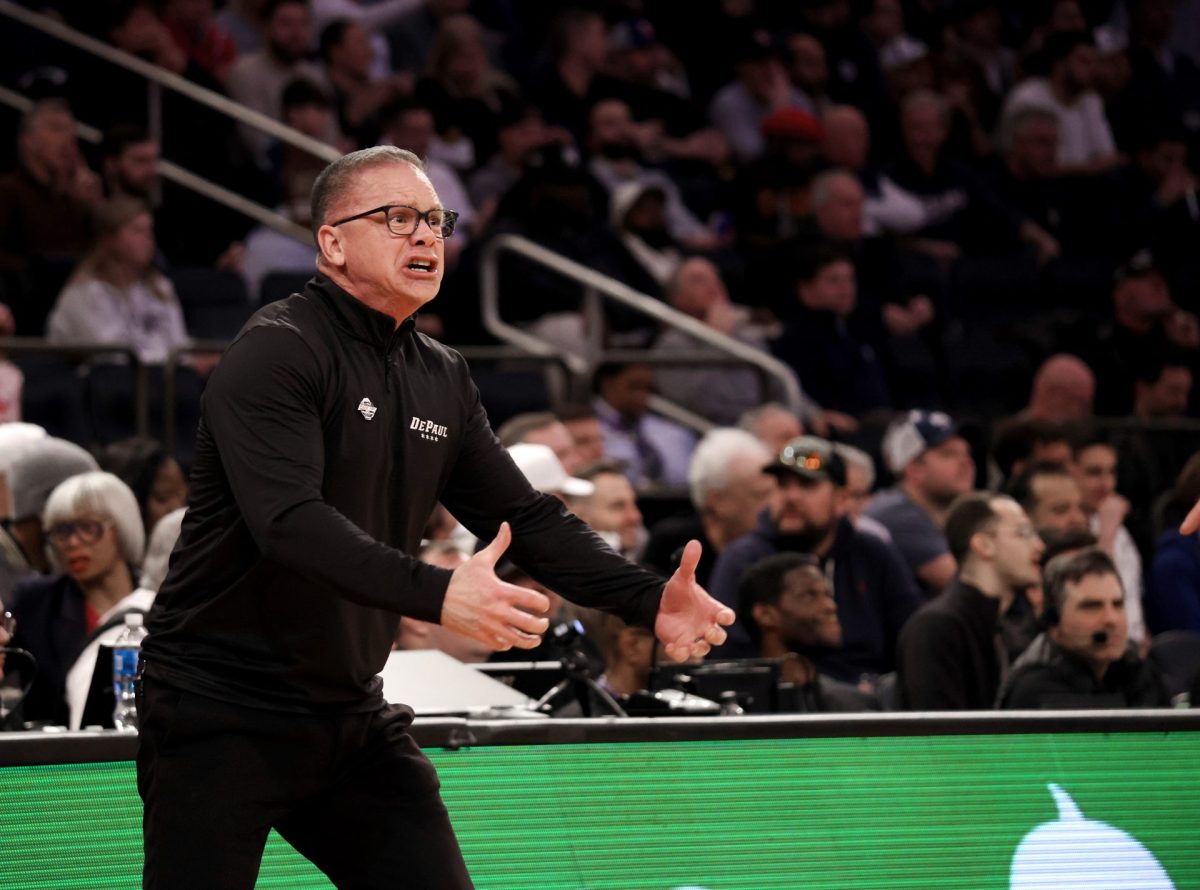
[112,613,147,732]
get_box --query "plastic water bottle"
[112,613,147,732]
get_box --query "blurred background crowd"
[0,0,1199,723]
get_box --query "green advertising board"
[2,730,1197,889]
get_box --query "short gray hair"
[737,402,796,439]
[833,443,875,489]
[997,106,1059,155]
[810,168,861,210]
[688,428,771,511]
[43,471,145,568]
[309,145,426,238]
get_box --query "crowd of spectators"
[1,0,1200,722]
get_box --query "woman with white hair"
[6,471,144,726]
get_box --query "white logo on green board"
[1011,783,1175,889]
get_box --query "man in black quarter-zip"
[137,145,733,890]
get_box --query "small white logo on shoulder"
[410,416,449,442]
[357,397,377,421]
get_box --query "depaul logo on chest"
[410,416,449,442]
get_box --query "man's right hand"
[440,522,550,651]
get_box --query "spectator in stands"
[64,506,185,730]
[1071,434,1147,646]
[989,416,1073,486]
[1133,352,1194,420]
[834,443,891,543]
[7,472,145,726]
[1000,30,1120,175]
[99,125,160,203]
[0,437,99,599]
[161,0,239,84]
[585,99,715,249]
[319,19,410,148]
[1125,0,1200,158]
[98,437,189,536]
[506,443,593,506]
[572,607,655,711]
[886,90,1030,267]
[386,0,472,74]
[563,461,648,562]
[709,436,922,684]
[785,33,836,115]
[556,403,606,469]
[226,0,334,163]
[1147,452,1200,634]
[737,403,803,457]
[982,107,1077,264]
[241,79,329,301]
[642,428,774,588]
[944,2,1016,104]
[414,14,521,171]
[896,492,1044,710]
[0,99,99,277]
[497,412,582,474]
[1023,353,1095,422]
[216,0,268,54]
[654,257,808,426]
[771,246,891,415]
[46,197,191,367]
[600,17,729,172]
[529,8,615,147]
[999,548,1168,708]
[865,410,976,596]
[1110,122,1199,291]
[467,101,570,221]
[1083,250,1200,416]
[592,362,696,490]
[738,553,879,712]
[380,101,475,251]
[602,181,687,300]
[708,31,816,163]
[1009,460,1088,534]
[393,540,492,663]
[821,104,927,236]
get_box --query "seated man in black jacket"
[896,492,1045,710]
[739,552,878,712]
[999,548,1169,709]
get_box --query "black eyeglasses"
[330,204,459,239]
[46,518,111,548]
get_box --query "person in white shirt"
[1071,436,1147,646]
[1000,30,1120,174]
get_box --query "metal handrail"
[0,84,312,244]
[0,338,149,436]
[479,234,807,428]
[0,0,341,163]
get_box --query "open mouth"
[406,259,438,274]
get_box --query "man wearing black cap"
[865,409,975,596]
[1082,250,1200,416]
[709,435,922,687]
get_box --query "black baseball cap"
[763,436,847,486]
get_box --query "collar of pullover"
[305,274,416,351]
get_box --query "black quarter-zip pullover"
[145,276,664,712]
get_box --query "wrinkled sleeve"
[205,325,452,621]
[438,362,663,629]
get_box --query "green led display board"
[2,731,1197,889]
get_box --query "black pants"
[136,678,473,890]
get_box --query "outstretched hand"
[440,522,550,651]
[655,540,735,662]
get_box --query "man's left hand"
[655,540,734,662]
